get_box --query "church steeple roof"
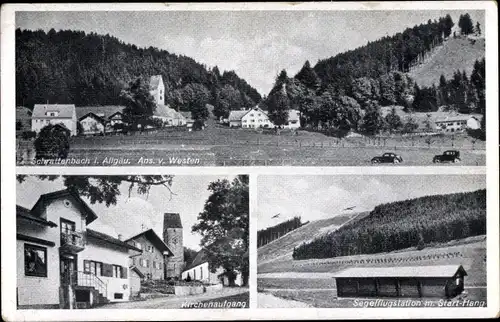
[164,213,182,229]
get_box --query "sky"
[16,10,485,95]
[16,175,237,250]
[257,175,486,230]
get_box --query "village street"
[97,287,249,309]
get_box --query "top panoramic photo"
[15,9,486,167]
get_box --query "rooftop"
[76,106,125,120]
[87,229,142,252]
[164,213,183,229]
[150,75,163,90]
[153,104,185,119]
[32,104,75,119]
[335,265,467,279]
[125,228,174,256]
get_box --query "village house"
[153,104,187,127]
[228,106,301,129]
[228,110,248,128]
[31,104,77,136]
[16,189,142,309]
[76,106,127,135]
[241,106,273,129]
[179,111,195,129]
[181,249,244,286]
[334,265,467,299]
[435,114,482,133]
[125,228,173,281]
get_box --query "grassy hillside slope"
[408,36,485,87]
[258,212,369,266]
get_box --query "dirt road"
[98,287,248,309]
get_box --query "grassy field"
[17,123,486,166]
[408,37,485,87]
[258,238,486,308]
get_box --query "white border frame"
[2,1,498,320]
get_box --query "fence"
[69,131,485,151]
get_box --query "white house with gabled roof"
[17,189,142,309]
[31,104,77,136]
[241,106,273,129]
[228,106,301,129]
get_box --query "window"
[84,260,102,276]
[140,259,146,267]
[113,265,122,278]
[136,242,142,250]
[146,259,150,268]
[24,244,47,277]
[250,114,254,117]
[114,293,123,299]
[200,267,203,279]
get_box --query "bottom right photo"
[257,174,487,308]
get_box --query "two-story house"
[228,106,301,129]
[240,106,273,129]
[435,115,482,133]
[31,104,77,136]
[125,228,173,280]
[16,189,141,309]
[76,106,127,135]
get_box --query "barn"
[334,265,467,299]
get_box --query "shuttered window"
[102,263,113,277]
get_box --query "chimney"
[117,234,123,241]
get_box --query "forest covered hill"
[15,28,261,112]
[293,189,486,260]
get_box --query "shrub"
[21,130,37,140]
[34,124,70,159]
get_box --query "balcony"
[60,230,86,253]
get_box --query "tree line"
[257,216,303,248]
[414,58,485,114]
[293,189,486,260]
[15,28,261,115]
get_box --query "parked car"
[371,152,403,164]
[433,150,461,163]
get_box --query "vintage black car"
[371,152,403,164]
[433,150,461,163]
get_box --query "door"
[60,256,76,285]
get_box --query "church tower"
[149,75,165,105]
[163,213,184,278]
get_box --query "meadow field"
[17,125,486,166]
[257,236,487,308]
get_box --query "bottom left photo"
[15,174,249,310]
